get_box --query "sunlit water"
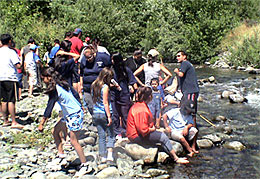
[157,64,260,178]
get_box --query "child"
[162,98,199,157]
[24,44,41,97]
[148,78,163,129]
[91,67,115,164]
[38,67,89,177]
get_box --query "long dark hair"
[112,52,128,83]
[136,86,152,103]
[41,67,70,94]
[91,67,114,104]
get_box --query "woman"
[126,86,189,164]
[134,49,172,89]
[110,52,137,138]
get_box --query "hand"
[182,127,189,136]
[174,68,179,73]
[166,126,171,133]
[38,123,44,132]
[107,117,112,126]
[149,125,156,132]
[129,85,134,93]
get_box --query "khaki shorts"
[28,70,37,86]
[171,127,198,141]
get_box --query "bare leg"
[70,130,86,163]
[180,137,194,157]
[1,102,9,124]
[53,120,67,155]
[192,133,199,154]
[169,149,189,164]
[18,88,22,100]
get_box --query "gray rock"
[134,159,144,166]
[215,115,227,122]
[229,94,247,103]
[208,76,215,83]
[47,172,70,179]
[125,143,158,163]
[154,174,171,179]
[197,139,213,148]
[221,90,235,98]
[202,134,222,144]
[0,163,14,171]
[0,171,19,179]
[117,158,134,175]
[170,140,184,155]
[224,141,246,151]
[31,172,46,179]
[95,167,120,178]
[81,136,96,145]
[157,152,170,163]
[146,168,168,177]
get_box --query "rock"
[229,94,247,103]
[237,66,246,70]
[215,115,227,122]
[197,139,213,148]
[31,172,46,179]
[146,168,167,177]
[95,167,120,178]
[47,172,70,179]
[208,76,215,83]
[197,96,203,102]
[82,136,96,145]
[117,158,134,175]
[125,143,158,163]
[134,159,144,166]
[0,163,14,171]
[0,171,19,179]
[170,140,184,155]
[224,141,246,151]
[202,134,222,144]
[221,90,235,98]
[157,152,170,163]
[205,62,211,66]
[154,174,171,179]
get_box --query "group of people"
[0,28,200,175]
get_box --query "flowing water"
[160,64,260,178]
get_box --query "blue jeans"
[93,113,115,157]
[148,91,161,119]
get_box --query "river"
[159,64,260,178]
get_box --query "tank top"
[143,62,160,86]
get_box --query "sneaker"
[74,163,92,178]
[116,134,122,140]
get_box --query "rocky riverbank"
[0,89,246,179]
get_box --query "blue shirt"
[93,84,112,114]
[166,108,193,132]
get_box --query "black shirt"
[124,57,146,84]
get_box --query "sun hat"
[147,49,159,57]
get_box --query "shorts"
[171,127,198,141]
[28,70,37,86]
[17,73,23,88]
[61,110,84,131]
[182,92,199,115]
[0,81,18,102]
[72,64,80,83]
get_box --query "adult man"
[0,34,23,128]
[80,45,111,115]
[91,38,110,56]
[49,39,60,60]
[124,49,146,85]
[70,28,84,95]
[174,50,199,126]
[163,98,199,157]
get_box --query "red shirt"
[69,36,83,55]
[126,102,154,140]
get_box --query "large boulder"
[95,167,120,178]
[197,139,213,148]
[224,141,246,151]
[229,94,247,103]
[125,143,158,163]
[202,134,222,144]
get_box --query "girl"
[38,67,89,176]
[91,67,115,163]
[110,52,137,139]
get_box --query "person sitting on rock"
[38,67,90,177]
[162,98,199,157]
[126,86,189,164]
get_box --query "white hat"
[147,49,159,57]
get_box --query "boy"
[148,78,163,129]
[162,98,199,157]
[24,44,41,97]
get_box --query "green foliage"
[0,0,260,64]
[228,32,260,68]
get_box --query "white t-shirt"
[0,46,20,81]
[25,51,39,71]
[144,62,160,86]
[166,108,193,132]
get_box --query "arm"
[160,64,172,85]
[174,68,184,77]
[135,111,155,137]
[182,123,193,136]
[162,113,171,133]
[103,85,112,126]
[56,50,80,60]
[134,64,145,86]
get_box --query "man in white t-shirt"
[163,99,199,157]
[0,34,23,129]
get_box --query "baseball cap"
[148,49,159,57]
[30,44,39,50]
[180,98,195,116]
[73,28,82,35]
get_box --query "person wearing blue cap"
[24,44,41,97]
